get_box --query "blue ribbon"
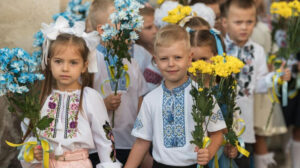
[209,29,224,56]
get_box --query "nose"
[62,62,69,71]
[241,22,247,30]
[168,58,175,67]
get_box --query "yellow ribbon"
[6,139,50,168]
[235,140,250,157]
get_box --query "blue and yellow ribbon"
[6,139,51,168]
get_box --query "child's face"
[191,46,214,63]
[222,5,256,46]
[155,40,192,88]
[50,45,87,91]
[139,15,157,46]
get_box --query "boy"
[125,25,226,168]
[221,0,291,167]
[87,0,149,166]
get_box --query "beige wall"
[0,0,92,53]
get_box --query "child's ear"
[82,61,89,73]
[222,18,228,30]
[96,24,104,35]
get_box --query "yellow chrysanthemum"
[198,88,203,92]
[157,0,164,5]
[162,5,192,24]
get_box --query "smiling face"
[223,4,256,46]
[155,40,192,89]
[50,44,88,91]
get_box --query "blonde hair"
[88,0,114,30]
[154,24,190,54]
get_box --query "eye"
[160,57,167,61]
[200,57,207,61]
[235,21,242,25]
[192,58,196,62]
[247,20,254,25]
[70,61,79,65]
[145,25,152,30]
[54,59,62,64]
[175,56,182,60]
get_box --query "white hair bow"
[41,16,99,73]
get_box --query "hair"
[190,0,219,5]
[183,16,210,30]
[40,33,93,126]
[88,0,114,30]
[154,24,190,54]
[190,30,226,55]
[223,0,255,17]
[139,6,155,17]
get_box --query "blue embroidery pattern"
[162,78,191,148]
[210,109,224,123]
[133,118,143,130]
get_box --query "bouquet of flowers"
[189,54,246,168]
[271,0,300,60]
[100,0,144,127]
[1,48,53,168]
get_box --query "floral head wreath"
[41,16,100,73]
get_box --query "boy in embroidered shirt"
[221,0,291,167]
[125,25,226,168]
[87,0,149,166]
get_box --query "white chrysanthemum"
[130,31,139,41]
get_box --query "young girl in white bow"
[26,17,121,168]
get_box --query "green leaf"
[36,116,54,130]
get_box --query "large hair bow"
[41,16,99,72]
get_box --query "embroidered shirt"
[132,79,226,166]
[30,87,121,168]
[94,44,149,149]
[225,35,274,143]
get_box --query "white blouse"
[24,87,121,168]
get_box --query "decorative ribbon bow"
[6,139,51,168]
[41,16,100,73]
[210,28,224,56]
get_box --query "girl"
[26,17,121,168]
[189,29,239,167]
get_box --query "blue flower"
[10,60,25,73]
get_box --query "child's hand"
[195,147,210,166]
[104,93,122,111]
[33,145,43,161]
[224,144,238,159]
[280,62,291,81]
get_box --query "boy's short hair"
[139,6,155,17]
[223,0,255,17]
[154,25,190,54]
[88,0,114,30]
[190,0,219,5]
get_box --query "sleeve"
[131,98,153,141]
[207,102,227,133]
[84,88,122,168]
[134,60,150,97]
[254,46,274,93]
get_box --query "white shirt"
[24,88,121,168]
[225,35,274,143]
[93,45,149,149]
[131,44,153,73]
[132,79,226,166]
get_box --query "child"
[124,24,226,168]
[137,6,163,92]
[137,6,158,56]
[29,17,121,168]
[88,0,149,166]
[189,29,239,167]
[221,0,291,167]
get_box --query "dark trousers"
[89,149,131,168]
[234,143,254,168]
[152,160,200,168]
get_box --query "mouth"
[60,75,70,79]
[166,70,179,74]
